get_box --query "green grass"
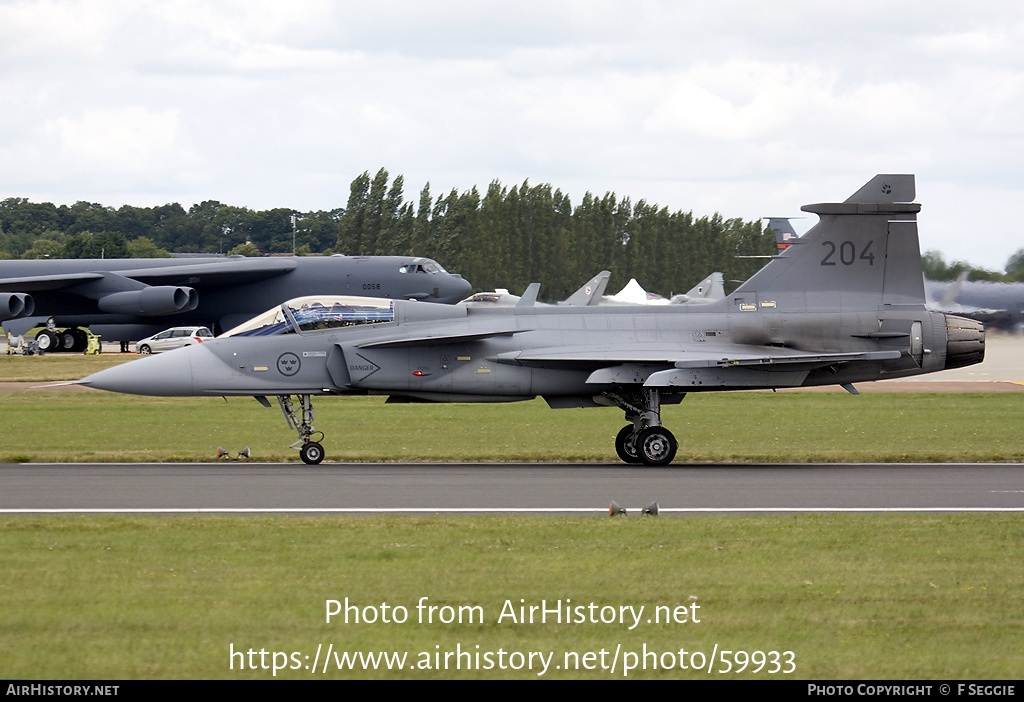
[3,357,1022,680]
[1,391,1023,463]
[0,352,133,382]
[1,513,1021,679]
[3,351,1023,463]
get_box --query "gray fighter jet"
[0,254,471,348]
[78,175,985,465]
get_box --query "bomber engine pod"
[78,175,986,465]
[96,286,199,316]
[0,292,34,321]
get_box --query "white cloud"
[43,108,183,172]
[1,1,1023,268]
[0,0,114,62]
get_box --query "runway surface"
[2,462,1022,514]
[3,336,1023,515]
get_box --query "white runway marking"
[3,507,1023,514]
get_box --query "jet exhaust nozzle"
[0,292,34,321]
[943,315,985,370]
[97,286,199,316]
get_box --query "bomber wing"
[0,272,104,293]
[0,258,297,292]
[103,258,298,287]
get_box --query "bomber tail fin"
[731,174,924,312]
[765,217,801,251]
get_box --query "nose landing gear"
[278,395,326,464]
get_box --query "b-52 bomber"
[1,254,471,349]
[79,175,985,465]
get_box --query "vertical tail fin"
[672,272,725,304]
[765,217,800,251]
[562,270,611,306]
[732,175,924,312]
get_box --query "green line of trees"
[8,168,1017,298]
[335,169,774,298]
[0,198,342,261]
[0,168,777,298]
[922,249,1024,283]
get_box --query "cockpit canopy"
[399,259,447,274]
[221,295,395,337]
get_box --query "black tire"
[300,442,325,465]
[636,427,677,466]
[35,330,60,353]
[614,425,642,464]
[139,344,152,355]
[68,328,89,352]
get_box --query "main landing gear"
[35,323,90,353]
[606,388,679,466]
[271,389,681,466]
[278,395,326,464]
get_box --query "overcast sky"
[2,0,1022,271]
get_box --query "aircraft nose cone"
[444,275,473,303]
[78,346,196,396]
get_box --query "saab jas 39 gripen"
[79,175,985,465]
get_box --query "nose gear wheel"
[278,395,327,464]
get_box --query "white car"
[136,326,213,354]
